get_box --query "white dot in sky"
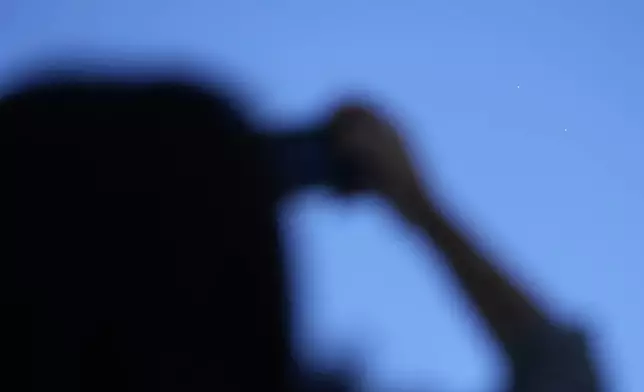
[517,85,520,89]
[564,128,568,132]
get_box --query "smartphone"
[264,125,367,195]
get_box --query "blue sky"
[2,1,643,391]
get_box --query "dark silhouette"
[3,65,603,391]
[3,67,354,392]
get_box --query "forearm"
[405,198,602,389]
[411,197,549,354]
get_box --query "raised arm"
[329,103,546,353]
[330,102,602,391]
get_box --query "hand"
[330,101,432,224]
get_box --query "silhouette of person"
[3,67,603,392]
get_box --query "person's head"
[4,72,291,391]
